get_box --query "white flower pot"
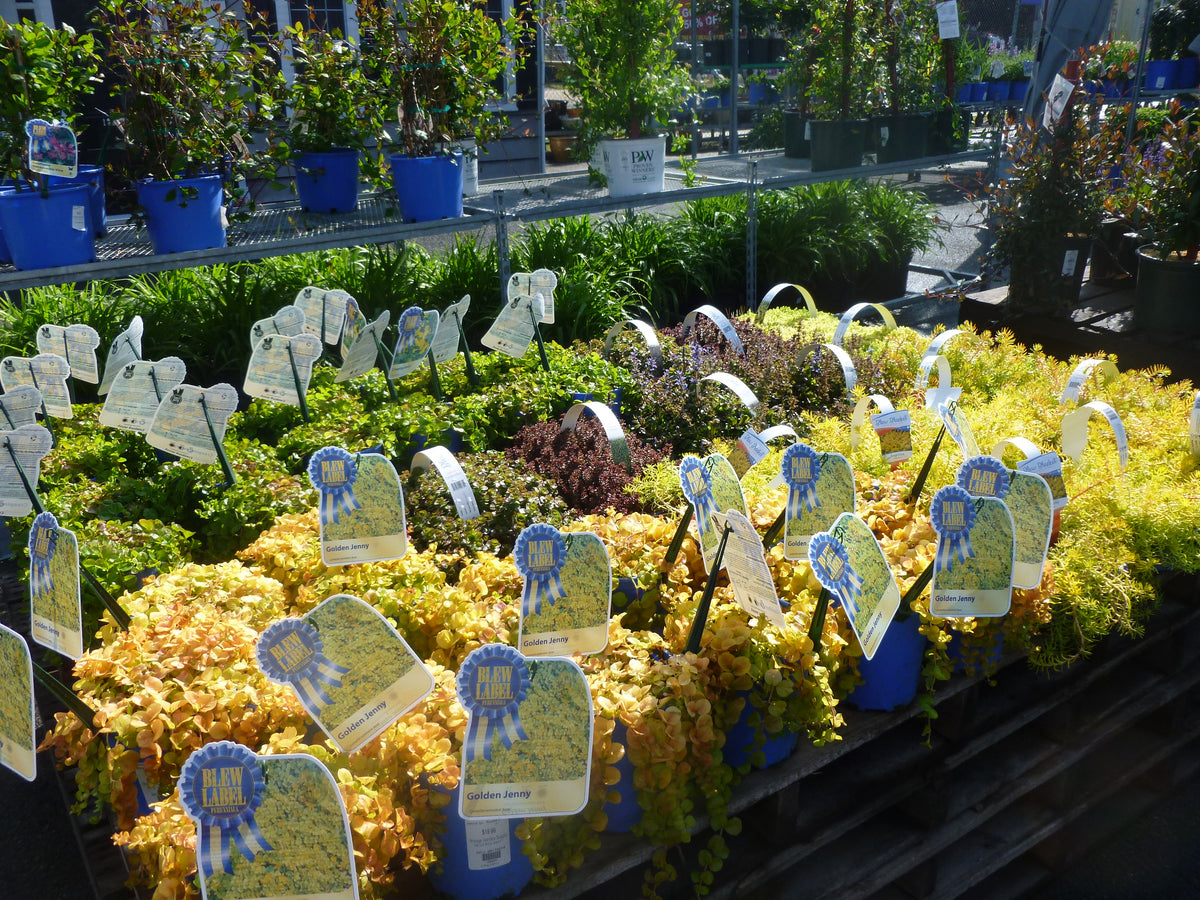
[599,136,666,197]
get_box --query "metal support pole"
[1125,0,1158,149]
[730,0,740,155]
[691,0,700,159]
[494,190,512,300]
[746,161,758,310]
[536,0,547,176]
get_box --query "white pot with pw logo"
[599,136,667,197]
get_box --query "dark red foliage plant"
[506,415,670,515]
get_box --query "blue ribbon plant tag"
[26,118,78,179]
[179,743,359,900]
[516,527,611,657]
[930,475,1015,618]
[960,455,1051,591]
[257,594,433,753]
[808,513,900,660]
[0,622,36,782]
[308,447,407,565]
[680,454,721,568]
[388,307,440,380]
[28,511,83,659]
[457,647,592,820]
[781,442,855,560]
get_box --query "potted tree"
[986,106,1104,318]
[269,12,387,215]
[0,19,101,270]
[873,0,938,164]
[91,0,281,255]
[369,0,523,221]
[556,0,691,196]
[1130,114,1200,336]
[803,0,881,173]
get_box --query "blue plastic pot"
[47,164,107,236]
[723,690,799,769]
[0,179,13,264]
[1144,59,1177,91]
[986,80,1012,103]
[294,148,360,214]
[427,780,534,900]
[0,183,95,270]
[1176,57,1199,90]
[1009,79,1030,103]
[947,628,1005,675]
[845,614,927,711]
[954,83,972,103]
[605,722,643,832]
[389,152,463,223]
[968,82,989,102]
[136,173,225,254]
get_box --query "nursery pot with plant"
[91,0,280,254]
[0,19,101,270]
[557,0,690,196]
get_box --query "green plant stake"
[807,586,831,648]
[426,348,444,401]
[906,424,946,504]
[761,507,786,549]
[455,316,479,387]
[3,437,130,629]
[529,304,551,373]
[33,661,99,730]
[197,393,237,487]
[896,562,934,622]
[685,524,733,654]
[372,331,398,403]
[285,341,311,423]
[664,505,694,567]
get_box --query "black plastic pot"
[873,113,931,164]
[782,110,810,159]
[1135,246,1200,337]
[809,118,867,173]
[1007,235,1092,316]
[857,251,914,301]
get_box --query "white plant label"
[146,383,239,465]
[37,324,101,384]
[99,357,187,433]
[99,316,145,396]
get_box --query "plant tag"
[250,304,306,344]
[341,298,366,360]
[879,126,890,147]
[937,398,980,457]
[1060,248,1079,277]
[508,269,557,324]
[335,310,391,383]
[1191,392,1200,457]
[257,594,433,753]
[146,383,238,465]
[99,357,187,432]
[481,295,537,358]
[296,287,349,346]
[0,425,53,517]
[98,316,144,396]
[809,513,900,660]
[712,510,785,627]
[1,354,73,419]
[71,205,87,232]
[930,482,1015,618]
[411,445,480,520]
[1018,450,1068,511]
[681,305,744,354]
[244,333,322,406]
[25,119,78,179]
[389,307,440,379]
[457,647,593,819]
[1190,32,1200,56]
[562,401,631,469]
[465,819,511,870]
[681,454,748,570]
[0,623,36,782]
[800,343,858,397]
[37,323,101,384]
[604,319,662,363]
[958,455,1049,588]
[936,1,960,39]
[833,302,897,347]
[804,121,812,140]
[1059,357,1118,405]
[0,385,42,430]
[702,372,760,414]
[1043,73,1075,128]
[308,447,407,565]
[782,443,855,559]
[873,410,913,464]
[729,428,770,478]
[27,512,83,660]
[1061,400,1128,471]
[516,525,611,657]
[178,745,359,899]
[432,294,471,364]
